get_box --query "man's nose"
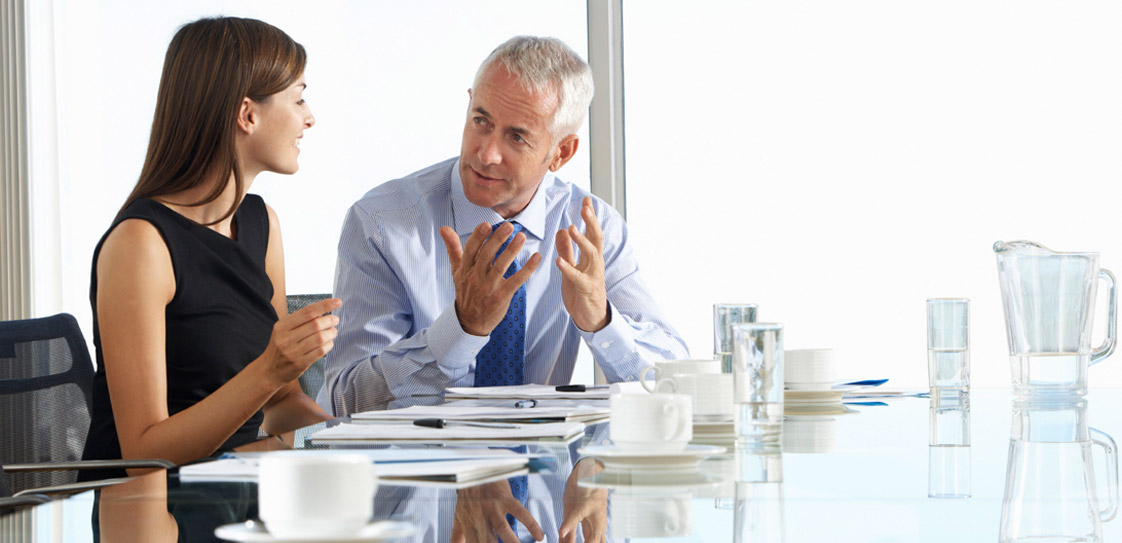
[478,132,502,165]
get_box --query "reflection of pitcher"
[1000,400,1118,542]
[994,241,1117,396]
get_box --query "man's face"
[459,65,563,219]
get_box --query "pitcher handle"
[1090,427,1119,522]
[1091,269,1117,366]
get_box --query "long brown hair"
[118,17,306,224]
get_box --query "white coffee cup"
[640,359,721,393]
[611,489,693,538]
[642,368,734,419]
[258,452,377,538]
[610,393,692,452]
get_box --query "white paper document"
[350,405,609,424]
[444,382,646,400]
[309,420,586,444]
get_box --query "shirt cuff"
[579,302,639,373]
[427,304,490,369]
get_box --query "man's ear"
[548,134,580,172]
[235,97,255,135]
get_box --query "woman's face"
[243,77,315,176]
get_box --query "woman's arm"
[97,219,338,469]
[260,204,333,439]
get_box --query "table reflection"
[1000,398,1118,542]
[16,390,1122,541]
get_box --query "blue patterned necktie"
[473,221,526,388]
[472,222,529,540]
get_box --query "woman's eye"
[297,99,306,105]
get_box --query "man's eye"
[473,117,486,125]
[512,133,525,144]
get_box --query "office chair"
[0,313,173,504]
[285,294,333,400]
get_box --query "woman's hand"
[261,297,342,387]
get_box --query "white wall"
[31,1,590,373]
[623,0,1122,388]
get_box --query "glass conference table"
[3,387,1120,542]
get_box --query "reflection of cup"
[783,416,837,454]
[715,304,759,373]
[610,393,692,452]
[610,488,693,539]
[259,453,377,539]
[732,323,784,446]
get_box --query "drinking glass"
[927,298,970,391]
[732,323,783,446]
[715,303,758,373]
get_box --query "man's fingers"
[440,226,465,270]
[506,501,546,541]
[504,253,541,293]
[580,197,605,248]
[555,229,577,267]
[489,232,525,279]
[475,222,514,271]
[461,222,492,269]
[567,224,599,265]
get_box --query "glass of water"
[715,303,758,373]
[732,322,783,447]
[927,298,969,392]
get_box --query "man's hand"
[441,223,542,336]
[559,458,607,543]
[556,197,610,333]
[451,480,545,543]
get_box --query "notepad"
[309,420,586,444]
[350,405,610,424]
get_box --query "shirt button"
[600,341,612,348]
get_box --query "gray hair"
[472,35,595,139]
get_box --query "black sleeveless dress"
[80,195,277,479]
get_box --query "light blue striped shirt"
[318,158,689,415]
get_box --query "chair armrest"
[11,477,133,498]
[4,459,175,472]
[0,493,50,510]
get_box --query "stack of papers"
[351,405,610,425]
[179,449,531,488]
[444,382,646,400]
[309,420,586,445]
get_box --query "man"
[320,35,688,416]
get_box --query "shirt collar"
[450,158,550,240]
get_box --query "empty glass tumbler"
[927,298,970,392]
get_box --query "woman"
[80,16,339,476]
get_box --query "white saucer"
[580,468,723,491]
[784,382,834,392]
[784,389,846,404]
[215,520,414,542]
[579,444,726,470]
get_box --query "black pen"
[412,418,520,429]
[555,384,611,393]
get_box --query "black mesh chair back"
[285,294,332,400]
[0,314,95,495]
